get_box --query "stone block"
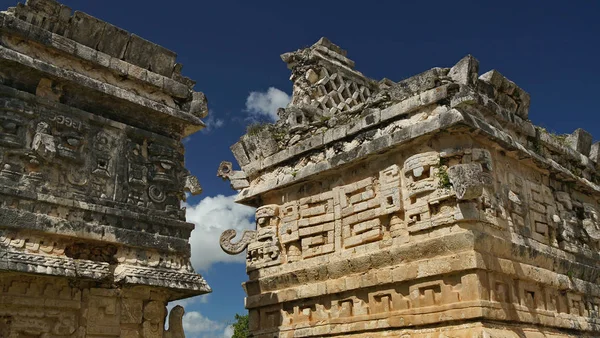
[324,125,347,144]
[146,71,164,88]
[74,42,97,61]
[123,34,152,70]
[515,89,531,119]
[421,84,456,106]
[496,92,518,113]
[231,179,250,190]
[313,37,347,57]
[479,70,504,89]
[567,128,593,156]
[67,11,106,49]
[97,23,129,58]
[590,142,600,163]
[380,94,421,121]
[149,44,177,78]
[480,70,531,119]
[164,78,190,99]
[123,34,177,77]
[109,57,129,76]
[388,67,445,101]
[449,55,479,86]
[189,91,208,118]
[49,33,76,54]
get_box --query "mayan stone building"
[220,38,600,337]
[0,0,209,337]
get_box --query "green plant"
[291,169,298,178]
[537,126,569,147]
[319,115,331,123]
[529,135,542,155]
[272,130,287,142]
[435,162,452,189]
[552,133,569,146]
[246,122,267,136]
[231,313,249,338]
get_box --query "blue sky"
[3,0,600,336]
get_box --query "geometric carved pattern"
[298,193,335,258]
[341,177,383,248]
[314,68,371,115]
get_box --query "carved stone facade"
[221,38,600,337]
[0,0,209,337]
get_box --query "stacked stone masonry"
[220,37,600,337]
[0,0,209,337]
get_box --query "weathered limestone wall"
[0,0,209,337]
[221,38,600,337]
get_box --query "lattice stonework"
[314,68,371,115]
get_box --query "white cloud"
[165,297,221,337]
[202,111,225,133]
[183,311,226,334]
[185,194,256,271]
[223,325,234,338]
[245,87,291,122]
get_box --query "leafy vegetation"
[437,168,452,189]
[537,126,569,147]
[231,313,249,338]
[435,160,452,189]
[246,122,267,136]
[272,129,287,142]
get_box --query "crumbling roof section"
[227,38,598,206]
[4,0,186,81]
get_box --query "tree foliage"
[231,313,250,338]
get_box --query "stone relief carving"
[142,301,166,338]
[31,121,56,161]
[447,162,492,200]
[0,100,196,221]
[220,205,284,269]
[342,176,384,248]
[582,203,600,244]
[219,229,257,255]
[281,37,377,116]
[222,149,502,266]
[0,113,26,149]
[248,205,281,268]
[217,160,249,190]
[164,305,186,338]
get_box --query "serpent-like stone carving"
[220,229,257,255]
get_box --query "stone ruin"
[0,0,209,337]
[220,37,600,337]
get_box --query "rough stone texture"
[567,128,593,156]
[0,0,209,336]
[221,38,600,337]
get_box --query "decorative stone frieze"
[221,37,600,337]
[0,0,209,336]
